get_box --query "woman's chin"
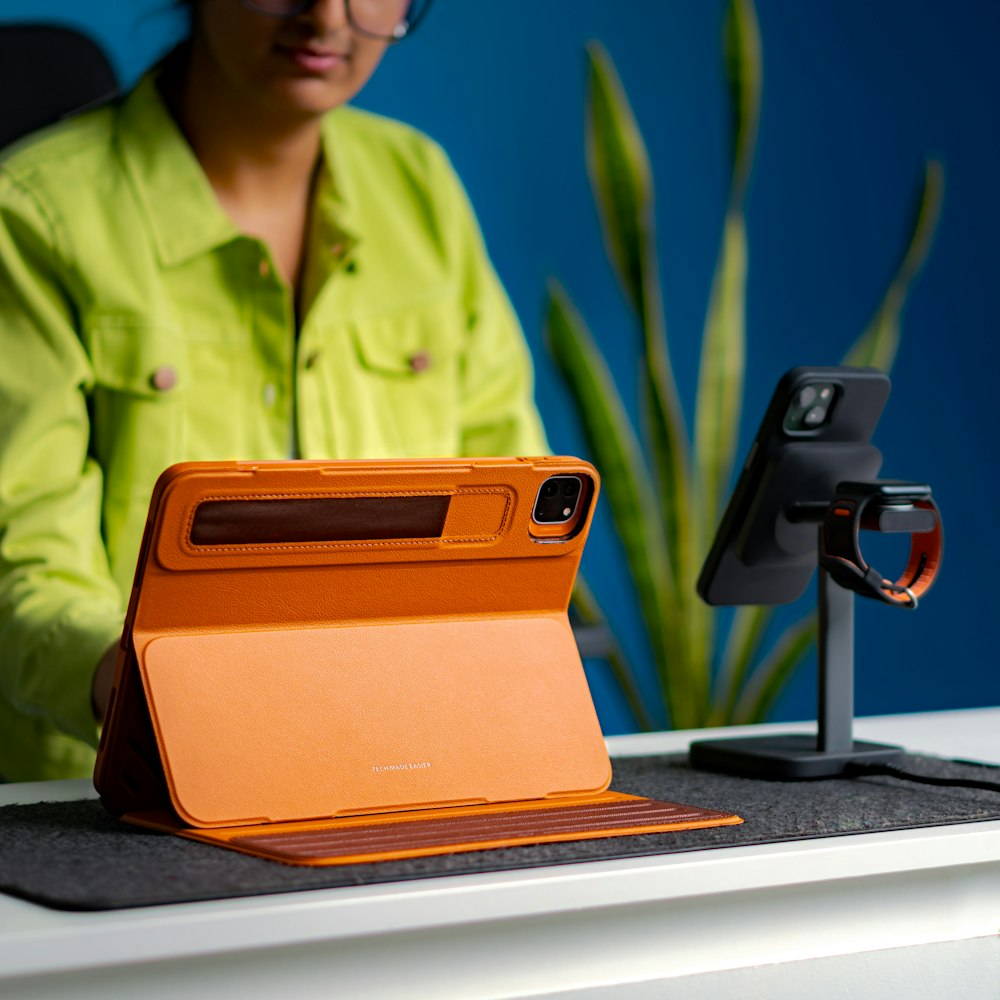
[257,77,358,121]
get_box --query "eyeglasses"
[239,0,433,42]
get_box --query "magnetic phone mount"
[689,481,943,780]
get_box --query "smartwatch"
[819,481,942,608]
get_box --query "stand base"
[689,734,905,780]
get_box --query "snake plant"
[548,0,943,730]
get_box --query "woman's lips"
[278,45,347,74]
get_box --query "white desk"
[1,708,998,999]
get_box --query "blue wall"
[3,1,998,731]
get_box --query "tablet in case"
[94,458,741,864]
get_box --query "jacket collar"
[117,73,237,267]
[116,73,358,269]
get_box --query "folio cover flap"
[139,616,610,827]
[125,792,743,867]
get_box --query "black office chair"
[0,23,118,150]
[0,25,116,780]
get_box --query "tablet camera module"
[533,476,582,523]
[783,382,838,434]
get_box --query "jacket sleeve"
[0,169,124,749]
[428,149,549,458]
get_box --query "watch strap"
[820,485,942,608]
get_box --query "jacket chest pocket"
[340,302,463,458]
[87,322,189,502]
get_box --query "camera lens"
[561,479,580,498]
[542,481,559,498]
[784,382,837,433]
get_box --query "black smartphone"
[697,366,891,605]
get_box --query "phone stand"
[689,493,937,780]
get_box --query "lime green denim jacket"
[0,75,546,780]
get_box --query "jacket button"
[150,365,177,391]
[303,351,321,369]
[408,350,431,373]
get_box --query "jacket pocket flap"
[89,322,189,398]
[349,302,459,378]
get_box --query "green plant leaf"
[844,160,944,371]
[636,269,700,724]
[637,287,700,724]
[585,42,700,723]
[711,603,773,725]
[584,42,691,582]
[572,577,656,731]
[545,281,689,725]
[695,0,760,562]
[694,209,748,574]
[690,210,747,725]
[682,1,761,718]
[724,0,763,203]
[639,261,693,621]
[585,40,654,323]
[733,613,818,724]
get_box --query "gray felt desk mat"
[2,752,999,911]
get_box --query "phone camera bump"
[784,381,837,433]
[534,476,583,523]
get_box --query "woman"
[0,0,546,780]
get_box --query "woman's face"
[190,0,400,121]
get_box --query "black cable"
[844,761,1000,794]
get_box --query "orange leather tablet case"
[94,458,741,865]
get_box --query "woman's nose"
[300,0,350,33]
